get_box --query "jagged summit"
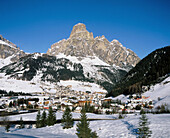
[70,23,87,36]
[0,34,17,48]
[69,23,94,39]
[0,35,26,61]
[47,23,140,68]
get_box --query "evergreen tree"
[9,101,13,107]
[40,110,47,127]
[137,114,152,138]
[47,106,56,126]
[61,106,73,129]
[85,102,90,112]
[76,107,98,138]
[118,114,123,119]
[3,117,10,132]
[140,109,146,115]
[36,110,41,128]
[5,122,10,132]
[19,117,24,129]
[91,131,98,138]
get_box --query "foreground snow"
[1,114,170,138]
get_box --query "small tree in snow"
[3,115,10,132]
[140,109,145,115]
[5,121,10,132]
[36,110,41,128]
[61,106,73,129]
[40,110,47,127]
[76,107,98,138]
[47,106,56,126]
[137,114,152,138]
[19,117,24,129]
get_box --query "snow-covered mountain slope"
[0,55,13,68]
[109,46,170,97]
[0,73,106,94]
[113,75,170,108]
[143,76,170,108]
[0,53,126,92]
[58,80,107,93]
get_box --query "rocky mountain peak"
[0,35,26,62]
[111,39,121,45]
[70,23,87,35]
[47,23,140,69]
[69,23,94,39]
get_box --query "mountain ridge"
[0,35,26,64]
[0,53,127,92]
[0,23,141,93]
[108,46,170,97]
[47,23,140,69]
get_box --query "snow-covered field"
[0,73,50,93]
[1,113,170,138]
[0,111,116,121]
[0,73,106,94]
[58,80,107,93]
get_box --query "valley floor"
[0,113,170,138]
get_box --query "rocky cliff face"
[0,35,26,62]
[47,23,140,69]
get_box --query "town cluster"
[0,84,154,115]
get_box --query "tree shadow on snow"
[121,120,138,136]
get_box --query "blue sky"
[0,0,170,58]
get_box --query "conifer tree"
[47,106,56,126]
[41,110,47,127]
[137,114,152,138]
[140,109,145,115]
[5,122,10,132]
[36,110,41,128]
[19,117,24,129]
[76,107,98,138]
[91,131,98,138]
[61,106,73,129]
[3,115,10,132]
[85,102,88,112]
[9,101,13,107]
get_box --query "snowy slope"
[0,56,13,68]
[58,80,107,93]
[0,73,55,93]
[0,73,107,93]
[0,53,127,93]
[143,76,170,108]
[112,76,170,109]
[56,53,117,82]
[112,94,128,103]
[0,40,17,49]
[56,53,110,66]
